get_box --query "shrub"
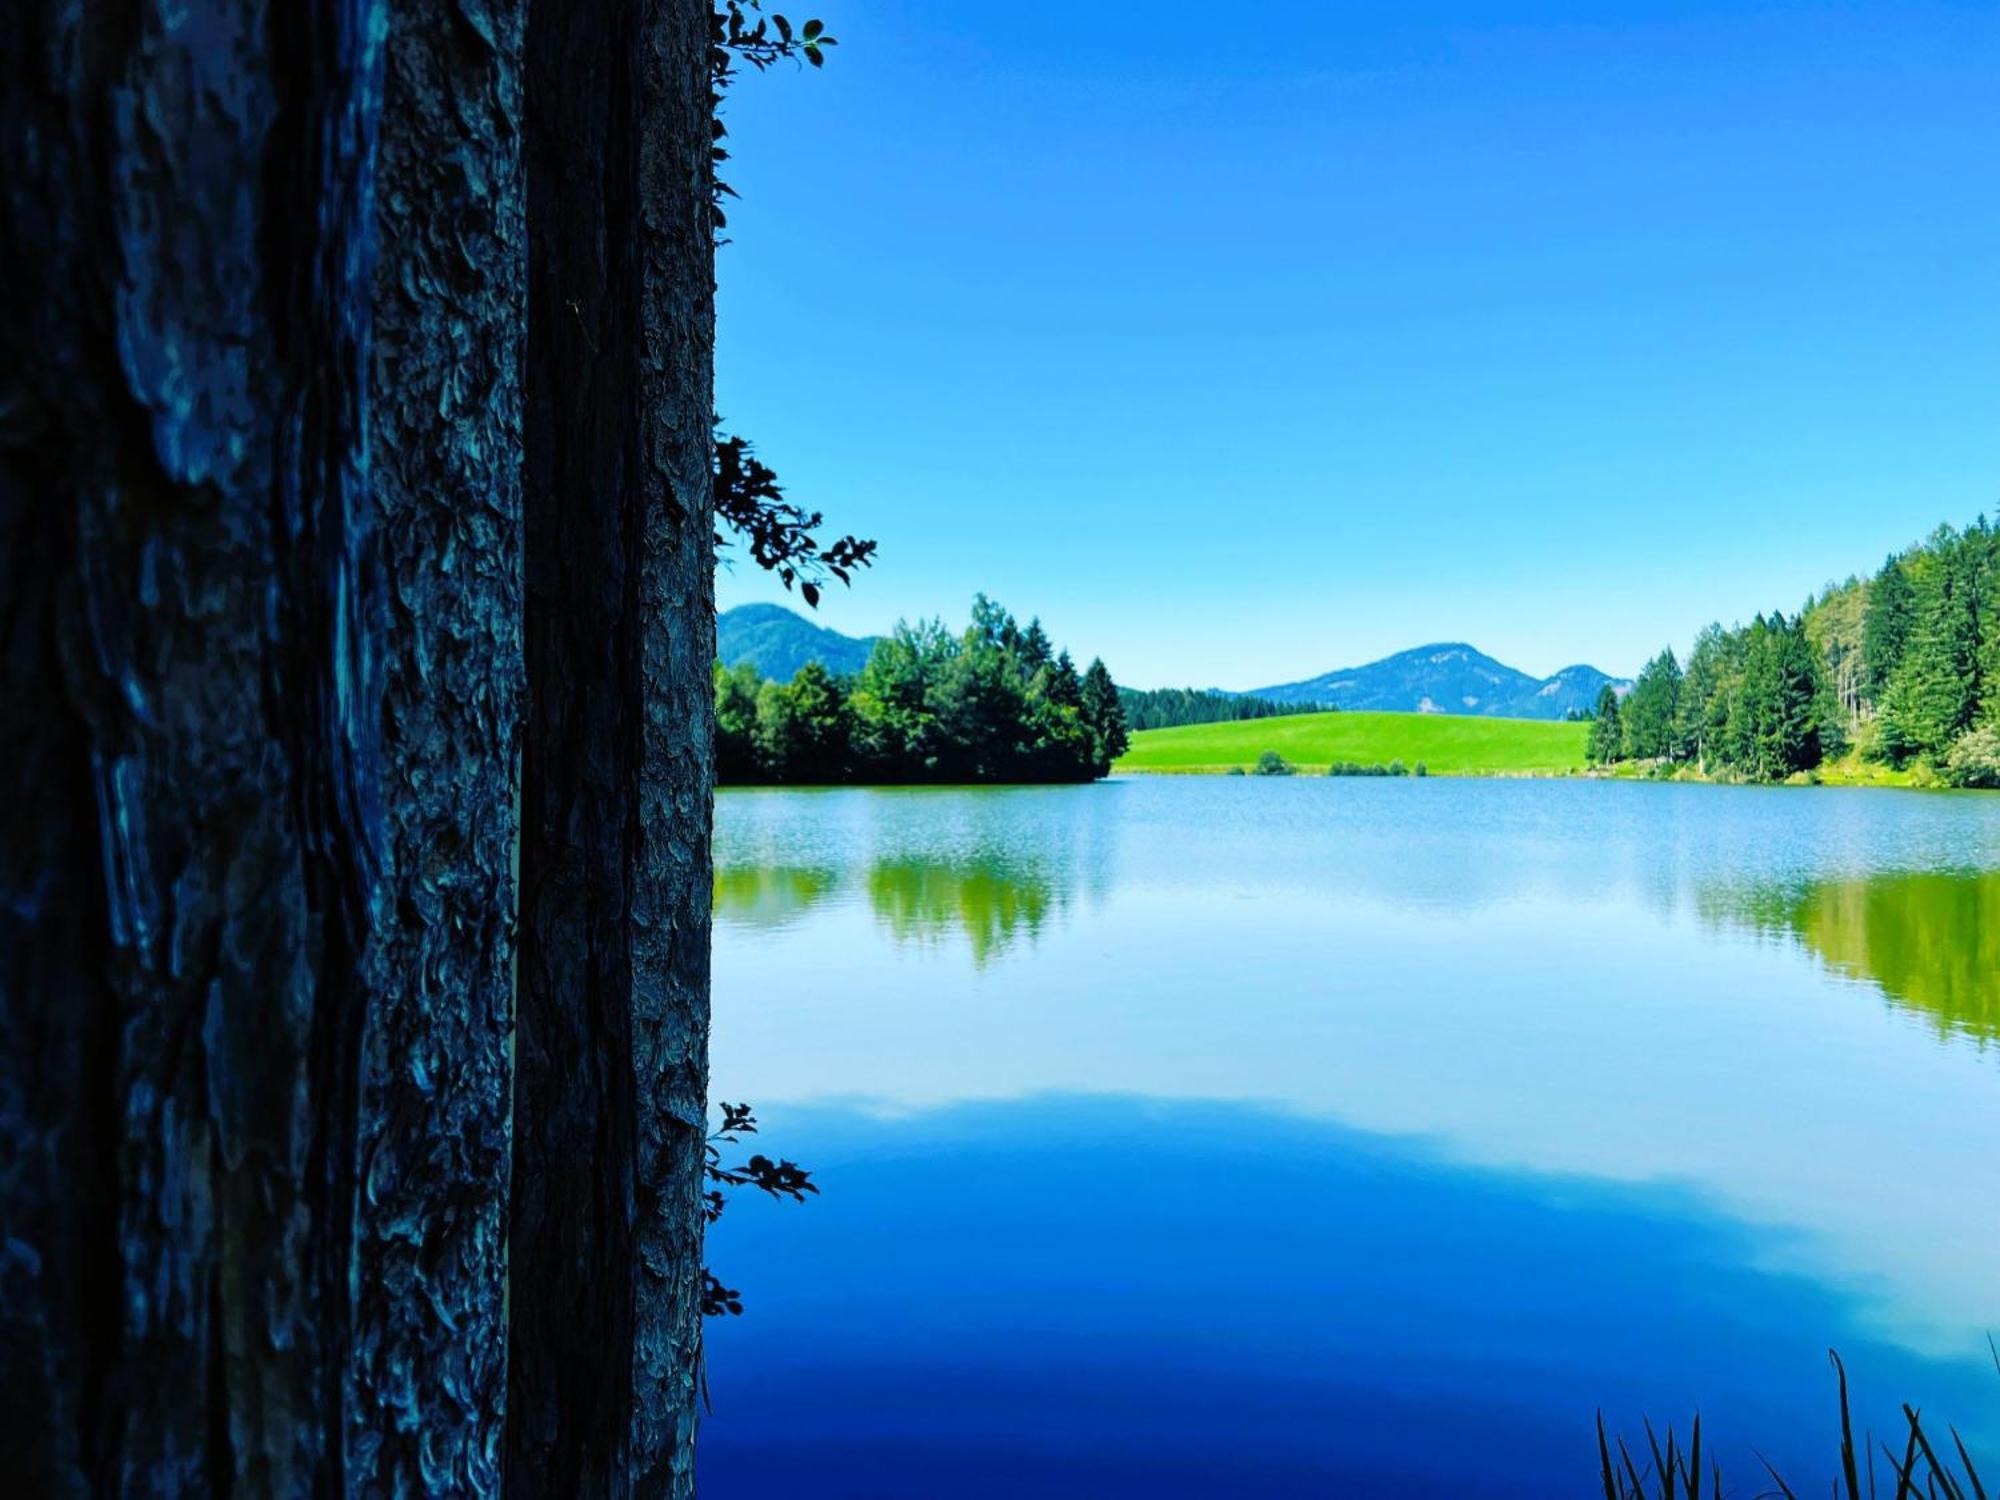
[1413,762,1428,778]
[1941,724,2000,789]
[1253,750,1293,776]
[1387,759,1407,776]
[1226,765,1246,776]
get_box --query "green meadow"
[1115,710,1590,776]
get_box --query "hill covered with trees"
[716,595,1129,784]
[717,602,879,679]
[1588,518,2000,787]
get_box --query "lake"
[701,777,2000,1496]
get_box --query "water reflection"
[714,787,1100,965]
[707,781,2000,1495]
[703,1094,2000,1499]
[1700,869,2000,1045]
[712,865,840,933]
[864,855,1063,965]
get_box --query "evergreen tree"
[1082,658,1130,770]
[1861,555,1915,706]
[1587,684,1625,765]
[1622,649,1683,760]
[1019,617,1054,673]
[1879,534,1981,762]
[1047,649,1085,710]
[1674,624,1729,771]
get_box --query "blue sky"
[715,0,2000,690]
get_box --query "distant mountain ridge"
[717,603,878,680]
[1252,643,1629,721]
[719,606,1629,720]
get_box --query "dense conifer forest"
[1589,518,2000,786]
[1117,686,1336,731]
[715,595,1130,783]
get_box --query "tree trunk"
[355,0,526,1490]
[507,0,717,1493]
[0,0,387,1489]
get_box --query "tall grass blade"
[1950,1428,1987,1500]
[1902,1406,1963,1500]
[1755,1450,1799,1500]
[1888,1419,1925,1500]
[1834,1350,1864,1500]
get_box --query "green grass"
[1115,710,1590,777]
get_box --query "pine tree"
[1861,555,1915,706]
[1880,536,1981,761]
[1622,649,1683,760]
[1587,684,1625,765]
[1081,658,1130,770]
[1675,624,1729,771]
[1019,617,1054,673]
[1047,649,1085,710]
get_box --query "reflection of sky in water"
[707,780,2000,1493]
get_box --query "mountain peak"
[717,603,878,680]
[1253,645,1628,720]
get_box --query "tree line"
[1118,685,1335,731]
[716,595,1131,783]
[1586,518,2000,787]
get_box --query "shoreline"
[1113,760,1973,790]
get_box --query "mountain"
[1252,643,1629,721]
[1517,663,1629,721]
[718,603,879,680]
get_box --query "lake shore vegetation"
[715,594,1130,784]
[1591,518,2000,786]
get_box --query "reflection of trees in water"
[713,787,1115,963]
[711,866,840,931]
[711,853,1070,965]
[865,855,1062,966]
[1700,869,2000,1045]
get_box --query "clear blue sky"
[715,0,2000,690]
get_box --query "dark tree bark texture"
[508,0,717,1494]
[4,0,716,1490]
[358,0,526,1491]
[0,0,389,1490]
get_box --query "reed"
[1597,1350,1993,1500]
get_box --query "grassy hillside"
[1116,710,1590,776]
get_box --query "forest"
[715,595,1130,783]
[1587,518,2000,787]
[1117,685,1336,731]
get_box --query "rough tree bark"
[357,0,526,1490]
[0,0,389,1489]
[507,0,718,1493]
[4,0,715,1488]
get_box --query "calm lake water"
[701,778,2000,1497]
